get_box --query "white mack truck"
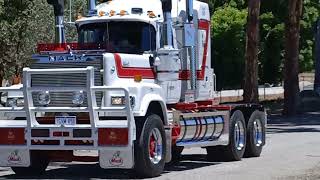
[0,0,266,177]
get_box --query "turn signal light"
[98,128,128,146]
[134,75,142,82]
[0,128,25,145]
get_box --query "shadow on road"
[164,154,220,173]
[2,155,219,179]
[267,112,320,134]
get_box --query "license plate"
[55,116,76,125]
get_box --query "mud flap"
[0,149,30,167]
[99,148,134,169]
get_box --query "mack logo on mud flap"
[109,151,124,166]
[7,150,22,164]
[49,54,86,62]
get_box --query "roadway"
[0,113,320,179]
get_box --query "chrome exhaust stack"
[156,0,180,102]
[186,0,194,22]
[87,0,96,16]
[47,0,66,44]
[186,0,196,90]
[161,0,173,47]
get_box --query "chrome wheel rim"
[148,128,163,164]
[234,120,245,151]
[253,119,263,147]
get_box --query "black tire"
[168,145,184,165]
[134,114,166,178]
[207,110,246,161]
[11,151,49,176]
[244,110,266,157]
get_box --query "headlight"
[72,91,84,105]
[16,98,24,107]
[6,98,24,107]
[111,96,135,108]
[7,98,17,107]
[111,96,125,105]
[37,91,50,106]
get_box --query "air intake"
[47,0,66,44]
[88,0,96,16]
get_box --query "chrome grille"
[30,57,103,107]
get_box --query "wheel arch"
[137,93,168,125]
[146,101,167,126]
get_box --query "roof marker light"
[119,10,129,16]
[147,11,156,18]
[134,75,142,82]
[99,11,105,17]
[109,10,116,17]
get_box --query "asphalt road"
[0,113,320,180]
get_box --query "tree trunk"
[283,0,303,116]
[0,64,4,87]
[314,18,320,94]
[0,64,4,105]
[243,0,261,103]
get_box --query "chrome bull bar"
[0,66,135,149]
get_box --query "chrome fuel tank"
[177,116,224,142]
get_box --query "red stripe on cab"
[113,53,155,79]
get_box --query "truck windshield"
[78,21,156,54]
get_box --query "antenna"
[67,0,75,25]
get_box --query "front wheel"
[134,114,166,178]
[207,110,246,161]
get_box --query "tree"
[0,0,36,86]
[211,6,247,90]
[283,0,303,116]
[0,0,85,87]
[243,0,261,103]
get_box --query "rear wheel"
[11,151,49,176]
[207,110,246,161]
[244,111,266,157]
[134,114,166,178]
